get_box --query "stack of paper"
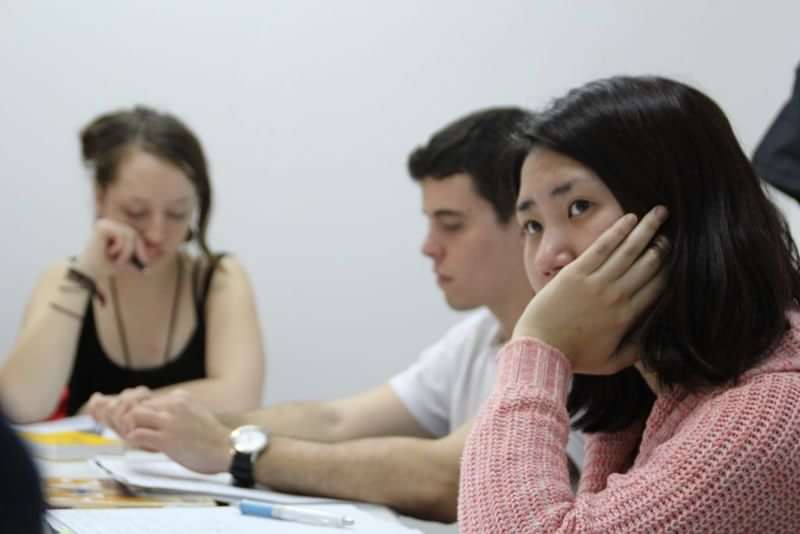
[13,414,103,434]
[15,415,123,461]
[93,453,338,504]
[20,431,123,461]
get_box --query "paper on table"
[14,414,119,439]
[93,453,339,505]
[14,415,100,434]
[48,504,423,534]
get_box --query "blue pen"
[239,500,355,529]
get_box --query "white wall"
[2,0,799,411]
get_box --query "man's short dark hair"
[407,107,533,223]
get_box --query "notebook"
[15,415,123,461]
[20,431,124,461]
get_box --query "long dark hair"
[80,106,214,260]
[516,76,800,432]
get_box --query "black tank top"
[64,255,224,416]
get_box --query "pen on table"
[239,499,355,529]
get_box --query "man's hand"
[124,389,231,474]
[513,206,669,374]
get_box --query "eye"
[568,199,592,217]
[124,210,147,220]
[523,220,542,236]
[167,211,190,221]
[436,217,464,233]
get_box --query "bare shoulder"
[34,258,73,293]
[195,254,256,302]
[208,254,251,286]
[215,254,249,276]
[18,258,77,327]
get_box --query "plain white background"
[2,4,800,530]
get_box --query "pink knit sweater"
[459,313,800,533]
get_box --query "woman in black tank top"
[0,107,266,427]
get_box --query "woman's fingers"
[85,218,145,277]
[616,235,670,297]
[112,234,135,268]
[629,266,669,320]
[86,393,111,423]
[595,206,668,283]
[108,386,152,435]
[571,213,638,276]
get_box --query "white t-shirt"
[389,309,585,468]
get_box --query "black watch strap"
[230,451,256,488]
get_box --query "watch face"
[231,425,268,454]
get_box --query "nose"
[421,230,444,262]
[535,228,576,280]
[141,214,166,246]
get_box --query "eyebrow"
[425,209,464,218]
[516,177,589,213]
[127,196,194,206]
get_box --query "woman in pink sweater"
[459,76,800,533]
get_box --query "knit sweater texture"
[459,312,800,533]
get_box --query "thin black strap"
[163,257,184,365]
[197,253,227,316]
[109,278,132,368]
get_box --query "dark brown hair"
[408,107,533,224]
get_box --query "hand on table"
[124,390,231,475]
[86,385,153,436]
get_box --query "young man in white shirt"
[115,108,584,523]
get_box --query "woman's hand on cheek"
[513,206,669,374]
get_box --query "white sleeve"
[389,334,460,438]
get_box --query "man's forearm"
[218,401,344,442]
[254,435,461,522]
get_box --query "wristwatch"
[229,425,269,488]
